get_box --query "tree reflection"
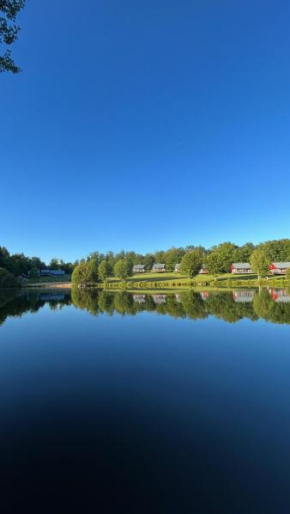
[1,288,290,327]
[0,289,71,326]
[253,289,290,324]
[71,288,99,316]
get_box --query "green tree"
[180,249,203,278]
[0,0,26,73]
[205,252,224,276]
[250,249,270,279]
[59,260,74,274]
[154,250,165,263]
[49,258,60,269]
[233,243,255,262]
[143,253,154,271]
[114,259,132,282]
[29,267,39,278]
[30,256,45,271]
[86,259,98,283]
[0,267,20,287]
[164,248,185,271]
[72,260,98,286]
[86,251,104,266]
[0,246,10,269]
[98,260,112,283]
[258,239,290,262]
[72,263,87,286]
[209,242,237,273]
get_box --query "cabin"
[269,262,290,275]
[40,269,65,277]
[133,264,145,273]
[152,264,166,272]
[174,264,181,272]
[199,265,207,274]
[231,263,252,274]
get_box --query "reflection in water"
[0,289,72,326]
[233,290,255,302]
[269,288,290,303]
[1,288,290,327]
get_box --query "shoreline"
[23,282,72,289]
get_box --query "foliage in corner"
[0,0,26,73]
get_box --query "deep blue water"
[1,289,290,513]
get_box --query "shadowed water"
[1,288,290,512]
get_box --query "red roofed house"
[269,262,290,275]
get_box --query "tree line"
[0,246,75,276]
[72,239,290,285]
[1,239,290,287]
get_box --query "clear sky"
[1,0,290,262]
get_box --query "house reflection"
[269,289,290,303]
[2,287,290,327]
[233,290,255,303]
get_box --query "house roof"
[175,264,181,268]
[133,264,145,269]
[272,262,290,269]
[153,263,165,268]
[232,263,251,269]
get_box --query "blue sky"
[1,0,290,262]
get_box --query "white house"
[231,263,252,274]
[152,264,166,272]
[133,264,145,273]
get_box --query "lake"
[1,288,290,513]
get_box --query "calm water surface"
[1,289,290,513]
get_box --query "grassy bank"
[20,271,290,292]
[104,272,290,291]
